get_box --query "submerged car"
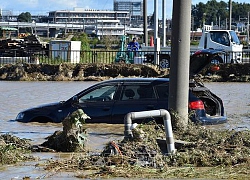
[16,49,227,125]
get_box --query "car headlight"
[16,112,25,120]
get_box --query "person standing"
[127,37,140,59]
[128,37,140,52]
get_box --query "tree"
[17,12,32,22]
[101,35,118,50]
[71,33,91,51]
[192,1,250,29]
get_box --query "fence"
[0,49,250,66]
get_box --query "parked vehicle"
[140,25,243,67]
[16,49,227,125]
[198,25,243,63]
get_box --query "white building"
[47,8,130,26]
[96,20,125,38]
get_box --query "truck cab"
[198,25,243,63]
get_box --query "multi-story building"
[113,0,143,26]
[96,20,125,38]
[45,8,129,38]
[47,8,130,26]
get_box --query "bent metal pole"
[124,109,176,154]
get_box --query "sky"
[0,0,247,18]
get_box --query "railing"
[0,49,250,65]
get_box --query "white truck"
[198,25,243,63]
[137,25,243,68]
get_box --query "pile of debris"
[41,109,90,152]
[41,115,250,179]
[0,134,35,164]
[0,35,47,57]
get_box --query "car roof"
[101,77,170,83]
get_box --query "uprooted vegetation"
[41,109,90,152]
[37,110,250,179]
[0,134,35,165]
[1,109,250,178]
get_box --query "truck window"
[229,31,240,45]
[210,31,230,46]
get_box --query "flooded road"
[204,82,250,130]
[0,81,250,179]
[0,81,125,149]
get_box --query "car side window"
[79,85,117,102]
[121,85,155,100]
[155,85,169,99]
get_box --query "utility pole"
[229,0,232,30]
[162,0,166,47]
[169,0,192,129]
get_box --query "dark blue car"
[16,49,227,125]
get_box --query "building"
[47,8,130,26]
[113,0,143,26]
[96,20,125,38]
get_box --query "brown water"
[204,82,250,130]
[0,81,250,179]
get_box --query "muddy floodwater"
[0,81,250,179]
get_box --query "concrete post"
[169,0,192,129]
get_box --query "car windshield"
[79,85,117,102]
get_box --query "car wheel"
[211,55,223,64]
[159,59,170,68]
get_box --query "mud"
[0,63,166,81]
[35,122,250,179]
[0,63,250,82]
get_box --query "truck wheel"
[211,56,223,64]
[159,58,170,68]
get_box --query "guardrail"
[0,49,250,65]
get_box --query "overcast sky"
[0,0,246,18]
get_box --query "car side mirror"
[72,96,79,104]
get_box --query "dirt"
[0,134,36,165]
[0,63,250,82]
[0,63,167,81]
[1,110,250,179]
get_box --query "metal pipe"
[154,0,159,65]
[229,0,232,30]
[162,0,166,47]
[124,109,176,154]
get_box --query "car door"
[76,84,118,123]
[154,83,169,110]
[111,83,158,124]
